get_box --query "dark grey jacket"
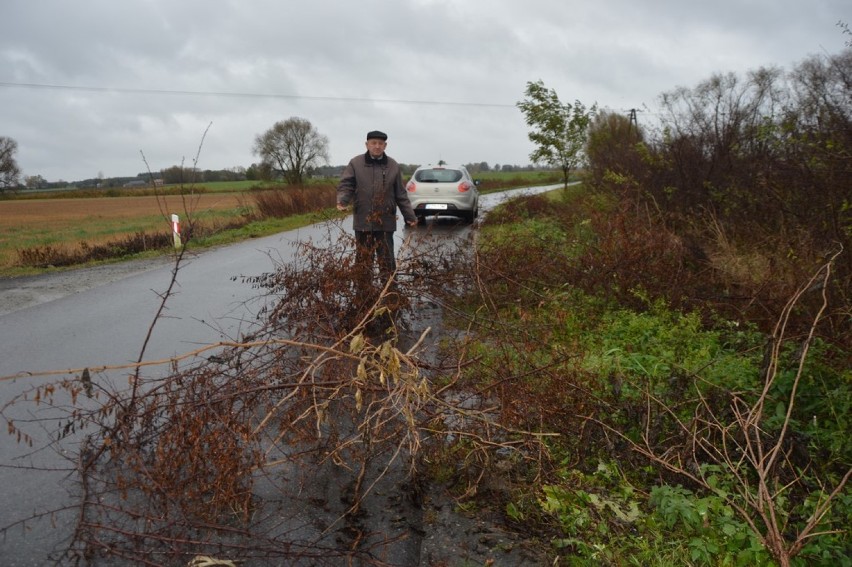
[337,152,416,232]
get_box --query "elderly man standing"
[336,130,418,281]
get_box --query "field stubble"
[0,192,248,270]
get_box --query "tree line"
[0,122,534,192]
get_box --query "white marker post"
[171,214,182,249]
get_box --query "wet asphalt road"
[0,185,560,565]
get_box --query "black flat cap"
[366,130,388,140]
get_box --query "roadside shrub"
[450,170,850,565]
[584,50,852,340]
[252,184,336,218]
[573,200,698,313]
[16,231,174,267]
[477,194,594,308]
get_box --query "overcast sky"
[1,0,849,182]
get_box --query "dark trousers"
[355,230,396,279]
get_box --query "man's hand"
[336,203,348,211]
[406,219,418,227]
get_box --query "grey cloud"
[1,0,848,181]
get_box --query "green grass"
[441,185,851,566]
[190,208,344,248]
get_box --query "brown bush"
[583,50,852,340]
[252,184,336,218]
[16,231,174,267]
[2,219,542,564]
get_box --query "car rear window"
[415,168,463,183]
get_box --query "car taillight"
[457,181,472,192]
[406,181,416,192]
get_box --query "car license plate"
[425,204,448,210]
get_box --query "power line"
[0,81,516,109]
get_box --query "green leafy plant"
[649,483,770,565]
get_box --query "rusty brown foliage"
[17,231,175,267]
[250,184,337,219]
[2,218,551,565]
[584,50,852,340]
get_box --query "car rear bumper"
[413,202,471,215]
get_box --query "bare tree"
[253,117,330,185]
[0,136,22,192]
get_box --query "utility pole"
[628,108,639,131]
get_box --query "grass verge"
[431,185,850,566]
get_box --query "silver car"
[405,165,480,223]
